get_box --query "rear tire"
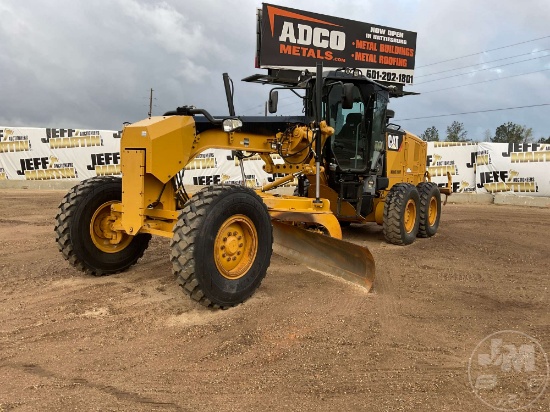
[170,185,273,309]
[417,182,441,238]
[54,176,151,275]
[383,183,420,245]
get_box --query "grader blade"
[271,221,375,291]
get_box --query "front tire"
[54,176,151,275]
[170,185,273,309]
[383,183,420,245]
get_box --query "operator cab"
[325,81,388,174]
[242,68,400,219]
[320,74,391,218]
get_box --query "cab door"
[327,84,368,171]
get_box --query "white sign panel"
[1,126,549,197]
[427,142,477,194]
[474,142,550,197]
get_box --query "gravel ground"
[0,189,548,411]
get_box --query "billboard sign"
[257,3,417,85]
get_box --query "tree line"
[419,121,550,144]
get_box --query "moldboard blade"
[271,220,375,291]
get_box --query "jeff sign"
[257,3,417,85]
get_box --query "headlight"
[223,118,242,132]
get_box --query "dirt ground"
[0,189,548,411]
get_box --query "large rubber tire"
[383,183,420,245]
[170,185,273,309]
[55,176,151,275]
[417,182,441,238]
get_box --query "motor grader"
[55,65,449,308]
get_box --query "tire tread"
[383,183,420,245]
[170,185,272,309]
[417,182,441,238]
[54,176,149,276]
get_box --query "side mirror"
[342,83,354,109]
[386,109,395,122]
[268,90,278,113]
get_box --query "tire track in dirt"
[1,362,183,410]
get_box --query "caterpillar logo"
[387,134,403,151]
[433,142,476,147]
[17,155,78,180]
[387,134,400,150]
[0,167,7,180]
[185,153,217,170]
[42,128,103,148]
[86,152,121,176]
[0,129,31,152]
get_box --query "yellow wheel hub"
[90,201,132,253]
[214,215,258,280]
[428,197,438,226]
[404,199,417,233]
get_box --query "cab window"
[370,92,388,168]
[327,84,367,171]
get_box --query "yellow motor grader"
[55,66,448,308]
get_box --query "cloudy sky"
[1,0,549,140]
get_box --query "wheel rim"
[90,201,132,253]
[428,196,438,226]
[214,214,258,280]
[403,199,417,233]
